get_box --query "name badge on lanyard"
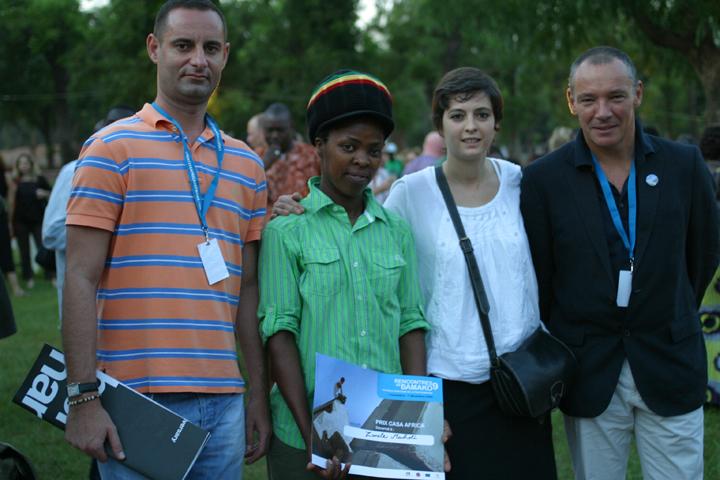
[152,102,230,285]
[591,154,637,308]
[197,238,230,285]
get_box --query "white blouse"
[384,160,540,383]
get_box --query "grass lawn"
[1,278,718,479]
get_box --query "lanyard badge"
[152,102,229,285]
[591,154,636,307]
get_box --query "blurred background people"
[11,153,51,290]
[0,158,18,338]
[246,112,268,152]
[261,102,320,217]
[0,157,24,296]
[547,126,575,152]
[403,131,445,175]
[370,141,402,203]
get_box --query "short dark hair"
[700,125,720,161]
[264,102,292,120]
[105,105,136,126]
[431,67,504,132]
[568,46,637,93]
[154,0,226,40]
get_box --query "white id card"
[197,238,230,285]
[616,270,633,307]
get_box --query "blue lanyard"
[591,154,637,270]
[151,102,224,241]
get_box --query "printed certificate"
[311,353,445,479]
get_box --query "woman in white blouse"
[273,67,556,479]
[383,67,556,479]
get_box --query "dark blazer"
[520,122,720,417]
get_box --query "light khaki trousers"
[564,360,704,480]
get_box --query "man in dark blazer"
[521,46,719,480]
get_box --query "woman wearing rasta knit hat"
[305,69,395,143]
[258,70,432,479]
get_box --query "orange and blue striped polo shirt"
[66,103,267,394]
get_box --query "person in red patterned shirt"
[259,103,320,216]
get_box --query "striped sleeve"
[258,221,302,341]
[67,137,127,232]
[246,159,267,242]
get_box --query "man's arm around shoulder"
[62,225,125,462]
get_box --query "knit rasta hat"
[306,69,394,143]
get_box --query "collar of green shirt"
[302,176,388,223]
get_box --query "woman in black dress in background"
[11,153,51,289]
[0,157,17,337]
[0,157,24,296]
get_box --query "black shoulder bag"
[435,165,577,419]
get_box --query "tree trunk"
[696,51,720,124]
[442,30,462,74]
[626,5,720,126]
[39,117,54,171]
[49,55,74,167]
[54,97,74,166]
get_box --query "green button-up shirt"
[258,177,429,449]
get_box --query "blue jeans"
[98,393,245,479]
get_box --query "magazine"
[311,353,445,479]
[13,344,210,480]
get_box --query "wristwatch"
[67,381,99,399]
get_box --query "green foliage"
[68,0,163,141]
[367,0,571,152]
[371,0,718,152]
[219,0,362,138]
[1,0,719,160]
[0,0,86,160]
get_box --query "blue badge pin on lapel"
[645,174,659,187]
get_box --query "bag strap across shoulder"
[434,165,499,367]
